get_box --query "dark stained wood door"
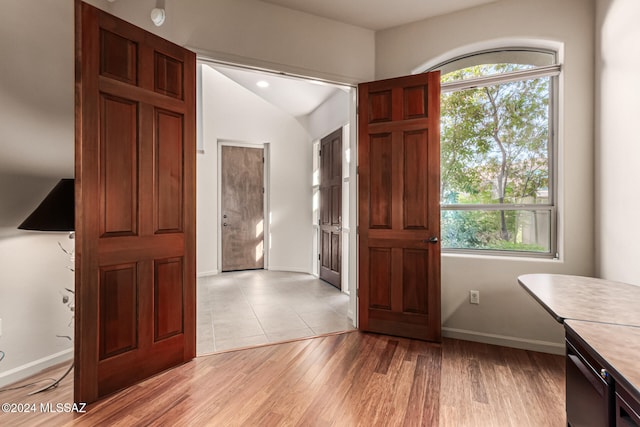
[319,129,342,288]
[358,72,441,342]
[221,145,264,271]
[75,1,196,403]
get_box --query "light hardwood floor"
[0,332,565,426]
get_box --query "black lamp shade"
[18,179,75,232]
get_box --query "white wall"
[376,0,596,353]
[106,0,375,84]
[198,65,313,275]
[307,89,350,141]
[595,0,640,285]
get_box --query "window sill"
[442,250,562,263]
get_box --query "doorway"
[197,62,359,353]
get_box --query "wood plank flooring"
[0,332,565,426]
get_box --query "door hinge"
[262,187,265,194]
[319,149,321,156]
[356,288,359,297]
[318,254,321,261]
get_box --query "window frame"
[428,48,560,259]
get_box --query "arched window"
[428,49,559,257]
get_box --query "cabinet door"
[566,340,611,427]
[616,387,640,427]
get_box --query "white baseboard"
[442,327,565,355]
[0,348,73,388]
[197,270,219,278]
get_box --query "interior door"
[358,72,441,342]
[75,1,196,403]
[221,145,265,271]
[319,128,342,289]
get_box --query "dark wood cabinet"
[564,324,640,427]
[566,334,614,427]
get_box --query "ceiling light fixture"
[150,7,166,26]
[256,80,270,88]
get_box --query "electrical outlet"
[469,290,480,305]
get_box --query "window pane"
[440,71,550,205]
[436,50,555,76]
[441,209,551,253]
[442,63,537,81]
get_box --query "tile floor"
[196,270,356,354]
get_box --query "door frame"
[216,140,270,271]
[197,56,358,327]
[311,123,358,325]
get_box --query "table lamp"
[17,178,75,394]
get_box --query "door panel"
[358,73,441,342]
[154,257,184,340]
[319,128,342,288]
[403,130,429,229]
[100,94,138,237]
[221,145,264,271]
[155,110,184,233]
[75,1,196,403]
[99,264,138,359]
[368,133,392,228]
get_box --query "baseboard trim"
[197,270,219,278]
[442,327,565,355]
[0,348,73,388]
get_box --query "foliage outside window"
[437,50,558,257]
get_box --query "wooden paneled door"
[74,1,196,403]
[358,72,441,342]
[220,145,265,272]
[319,129,342,289]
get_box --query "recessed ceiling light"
[256,80,270,88]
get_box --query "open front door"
[358,72,441,342]
[75,1,196,402]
